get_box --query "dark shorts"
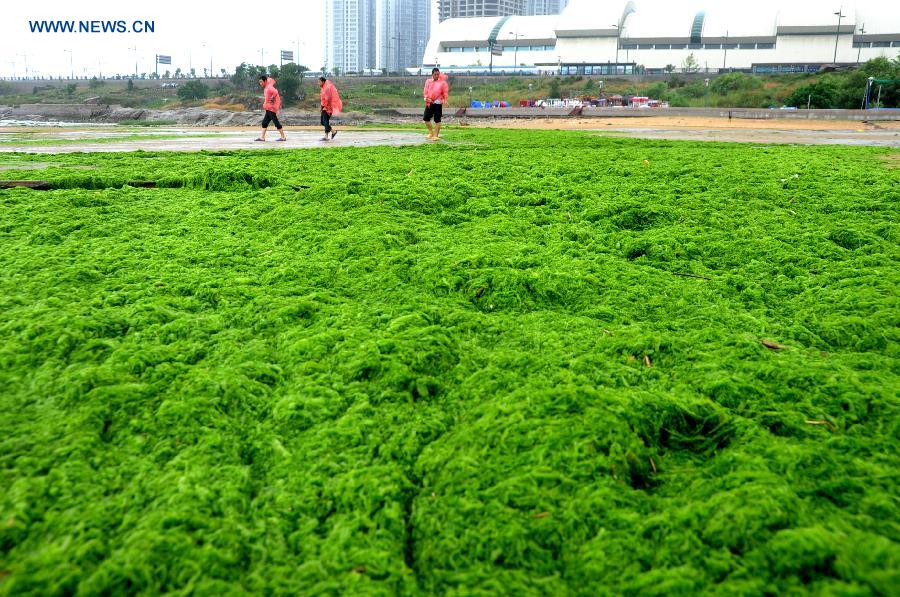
[262,110,282,129]
[423,103,443,123]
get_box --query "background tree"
[784,79,840,108]
[682,53,700,73]
[177,80,209,101]
[548,77,561,98]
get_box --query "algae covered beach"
[0,130,898,594]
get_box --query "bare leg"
[434,123,441,139]
[278,127,286,140]
[259,128,267,140]
[426,121,434,138]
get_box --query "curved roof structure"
[555,0,629,37]
[424,14,560,58]
[423,0,900,67]
[700,8,778,38]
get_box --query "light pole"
[833,8,845,63]
[201,44,212,79]
[704,78,710,107]
[723,30,729,71]
[127,47,138,77]
[17,53,28,79]
[856,24,865,64]
[611,24,620,69]
[391,36,402,73]
[508,31,523,70]
[63,49,73,80]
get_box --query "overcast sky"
[0,0,871,79]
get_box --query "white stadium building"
[421,0,900,75]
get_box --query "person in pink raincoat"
[423,67,449,140]
[256,75,286,142]
[318,77,343,141]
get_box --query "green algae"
[0,130,898,595]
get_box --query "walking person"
[423,67,449,140]
[256,75,286,142]
[319,77,343,141]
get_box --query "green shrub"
[177,80,210,101]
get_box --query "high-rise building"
[525,0,567,16]
[326,0,377,74]
[380,0,431,73]
[438,0,525,22]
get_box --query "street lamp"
[856,24,865,64]
[704,78,710,107]
[63,49,73,80]
[201,44,212,79]
[611,24,620,69]
[127,47,138,77]
[390,36,403,74]
[508,31,523,70]
[833,8,845,63]
[723,30,729,71]
[17,53,28,79]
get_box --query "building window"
[449,47,462,53]
[463,46,475,52]
[688,43,702,49]
[622,44,638,50]
[584,66,593,74]
[723,43,737,49]
[704,43,721,50]
[873,41,891,47]
[738,43,756,49]
[757,43,775,49]
[638,44,654,49]
[655,44,671,50]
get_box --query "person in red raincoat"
[256,75,286,142]
[423,67,449,140]
[319,77,343,141]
